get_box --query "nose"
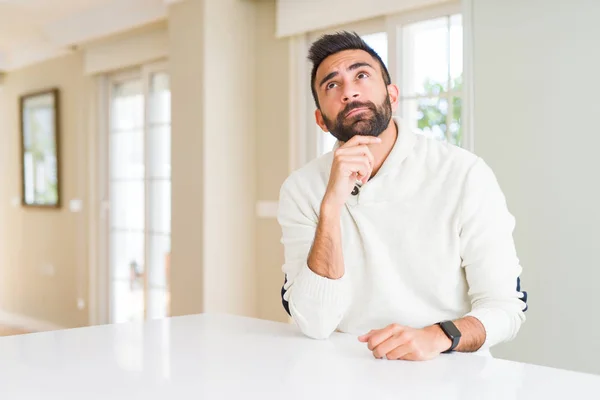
[342,84,360,103]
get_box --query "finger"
[336,155,371,166]
[385,343,413,360]
[360,171,370,185]
[337,157,372,179]
[338,152,374,177]
[372,334,406,359]
[341,135,382,148]
[335,146,374,167]
[358,330,376,342]
[340,162,370,180]
[400,352,423,361]
[367,325,402,351]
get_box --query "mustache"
[341,101,377,118]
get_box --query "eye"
[326,81,338,90]
[357,72,369,79]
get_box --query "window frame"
[390,4,465,147]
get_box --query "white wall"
[472,0,600,375]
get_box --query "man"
[278,31,527,361]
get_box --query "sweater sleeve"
[277,177,351,340]
[460,158,527,349]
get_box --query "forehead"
[315,49,380,82]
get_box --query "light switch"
[41,263,55,277]
[69,199,83,212]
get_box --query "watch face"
[441,321,461,338]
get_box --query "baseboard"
[0,310,67,332]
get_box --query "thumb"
[358,330,374,342]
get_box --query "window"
[105,63,171,324]
[399,14,463,146]
[305,4,466,159]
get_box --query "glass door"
[145,70,171,320]
[107,62,171,323]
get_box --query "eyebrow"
[319,62,375,88]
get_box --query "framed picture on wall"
[19,88,61,208]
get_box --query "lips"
[345,107,369,118]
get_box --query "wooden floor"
[0,325,29,337]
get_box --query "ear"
[315,108,329,132]
[387,83,400,113]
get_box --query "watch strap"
[438,321,461,353]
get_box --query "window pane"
[110,231,145,281]
[402,17,449,97]
[148,234,170,289]
[111,80,144,131]
[110,130,144,179]
[362,32,388,66]
[401,97,448,142]
[147,288,169,320]
[449,96,462,146]
[149,181,171,234]
[149,72,171,124]
[109,71,171,325]
[319,129,338,155]
[148,125,171,179]
[111,280,145,323]
[450,14,463,91]
[110,181,145,230]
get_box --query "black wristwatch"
[438,321,461,353]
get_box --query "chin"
[349,120,378,136]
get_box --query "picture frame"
[19,88,61,208]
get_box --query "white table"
[1,313,599,399]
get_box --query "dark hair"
[308,31,391,109]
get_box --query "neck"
[368,119,398,178]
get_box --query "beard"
[321,93,392,143]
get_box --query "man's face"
[314,49,399,142]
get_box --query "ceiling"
[0,0,177,71]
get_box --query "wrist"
[320,198,342,217]
[425,324,453,353]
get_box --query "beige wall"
[255,0,291,323]
[169,0,259,318]
[203,0,257,316]
[0,53,89,329]
[168,0,206,318]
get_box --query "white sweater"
[278,122,527,350]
